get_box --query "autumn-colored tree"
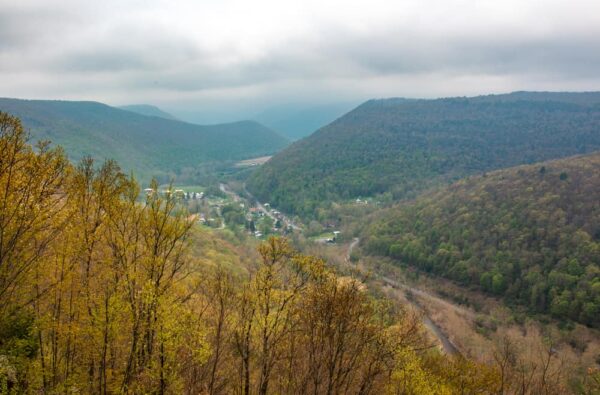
[0,113,69,391]
[0,112,68,312]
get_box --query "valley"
[237,92,600,393]
[3,1,600,392]
[1,91,599,393]
[174,182,469,360]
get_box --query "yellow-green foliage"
[3,112,585,394]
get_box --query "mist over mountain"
[254,101,360,140]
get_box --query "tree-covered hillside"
[0,98,289,182]
[247,92,600,216]
[362,152,600,327]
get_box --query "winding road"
[345,238,461,356]
[346,237,360,261]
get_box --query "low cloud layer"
[1,0,600,122]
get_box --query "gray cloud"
[1,0,599,123]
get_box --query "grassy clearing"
[309,232,336,241]
[234,155,272,167]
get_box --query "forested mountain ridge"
[362,152,600,327]
[0,98,289,182]
[247,91,600,216]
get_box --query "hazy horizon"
[2,0,600,123]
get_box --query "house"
[174,189,185,198]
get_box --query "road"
[346,237,360,261]
[344,238,461,356]
[380,275,461,355]
[242,186,302,231]
[219,183,240,202]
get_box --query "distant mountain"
[0,98,289,182]
[362,152,600,327]
[118,104,178,121]
[254,102,359,140]
[247,91,600,216]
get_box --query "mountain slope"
[118,104,179,120]
[0,98,289,181]
[362,152,600,327]
[247,91,600,216]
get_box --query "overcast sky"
[1,0,600,123]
